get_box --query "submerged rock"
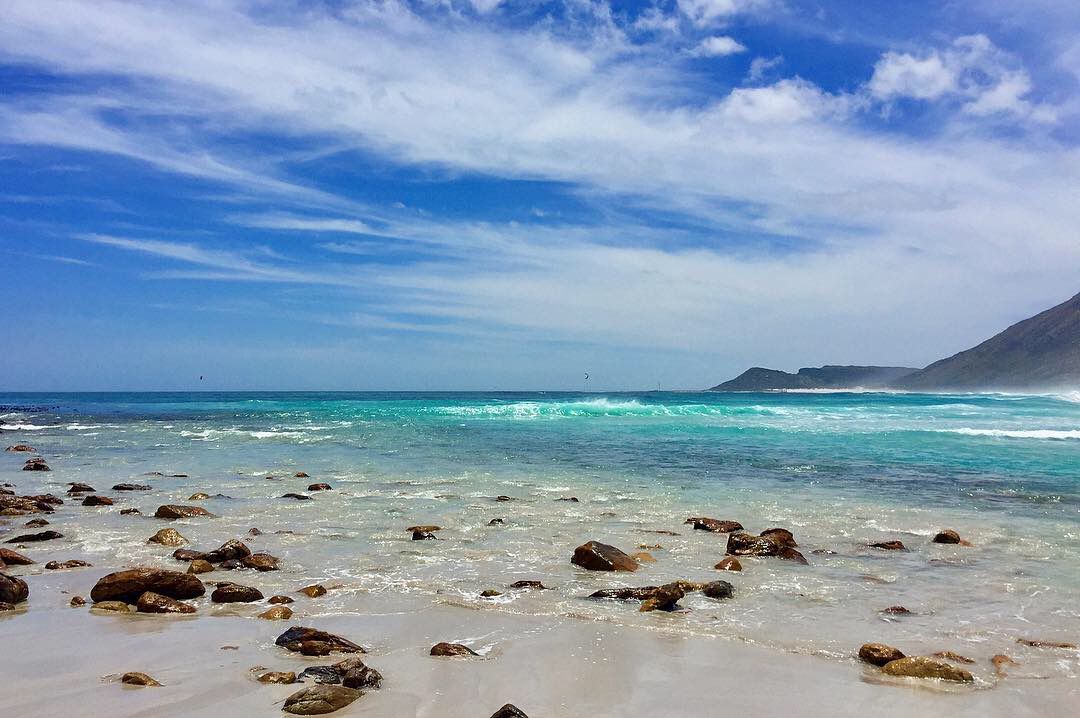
[639,583,686,612]
[120,508,141,516]
[777,546,809,564]
[509,580,548,590]
[933,651,975,664]
[881,656,974,682]
[148,528,187,547]
[282,493,312,501]
[172,548,203,561]
[686,517,743,533]
[589,586,659,601]
[70,595,86,607]
[259,605,293,620]
[725,532,781,557]
[714,557,742,571]
[880,606,912,615]
[307,483,332,491]
[22,457,50,471]
[269,594,295,604]
[5,530,63,543]
[258,671,297,684]
[630,551,657,563]
[294,472,310,478]
[91,567,206,603]
[701,580,734,600]
[90,600,132,613]
[571,541,639,572]
[188,493,210,501]
[1016,638,1076,649]
[430,642,479,656]
[490,706,529,718]
[112,484,151,491]
[201,539,251,563]
[45,559,92,570]
[992,654,1018,677]
[154,504,213,519]
[121,672,162,687]
[24,518,50,527]
[67,483,96,494]
[276,626,365,655]
[0,573,29,604]
[82,495,114,506]
[211,582,263,603]
[136,590,197,614]
[5,444,36,452]
[858,643,906,666]
[488,518,505,526]
[241,552,280,571]
[870,540,908,551]
[282,685,361,715]
[932,529,972,546]
[299,584,327,598]
[480,589,502,597]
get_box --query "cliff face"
[896,292,1080,391]
[709,365,917,392]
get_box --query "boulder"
[870,540,908,551]
[571,541,639,572]
[299,584,327,598]
[258,671,297,684]
[932,529,969,545]
[714,557,742,571]
[276,626,365,655]
[90,567,206,603]
[45,559,92,570]
[701,580,734,600]
[5,530,62,543]
[430,642,479,656]
[22,457,50,471]
[0,573,29,604]
[82,495,114,506]
[121,672,162,687]
[282,685,361,715]
[241,552,280,571]
[0,548,35,565]
[201,539,251,563]
[113,484,152,491]
[858,643,905,666]
[154,505,213,519]
[211,582,264,603]
[490,706,529,718]
[307,483,332,491]
[5,444,36,452]
[338,658,382,690]
[639,583,686,612]
[259,605,293,620]
[686,517,743,533]
[148,528,187,547]
[67,483,96,494]
[725,532,781,557]
[881,656,974,682]
[136,591,197,614]
[760,528,797,547]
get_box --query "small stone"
[294,472,310,478]
[490,705,529,718]
[188,492,210,500]
[430,642,479,656]
[121,672,162,687]
[858,643,906,666]
[211,582,264,603]
[282,685,361,715]
[259,605,294,620]
[299,584,327,598]
[258,671,297,684]
[714,557,742,571]
[120,508,141,515]
[880,606,912,615]
[571,541,639,572]
[70,595,86,607]
[136,590,197,614]
[268,595,295,604]
[187,559,214,574]
[45,559,92,570]
[488,518,504,525]
[870,540,908,551]
[307,483,332,491]
[480,589,502,598]
[154,504,213,519]
[881,656,974,682]
[148,528,188,547]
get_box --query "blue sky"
[2,0,1079,390]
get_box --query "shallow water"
[2,391,1079,712]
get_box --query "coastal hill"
[710,291,1080,392]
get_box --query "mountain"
[896,291,1080,391]
[709,365,918,392]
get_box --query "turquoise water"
[3,391,1079,682]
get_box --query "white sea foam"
[940,428,1080,440]
[0,423,48,430]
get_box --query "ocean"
[2,390,1079,712]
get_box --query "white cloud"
[693,35,747,57]
[869,52,954,100]
[677,0,773,26]
[747,55,783,83]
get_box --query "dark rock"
[82,495,114,506]
[120,508,141,515]
[430,642,479,656]
[282,685,361,715]
[5,444,36,452]
[881,606,912,615]
[136,590,197,614]
[714,557,742,571]
[90,567,206,603]
[490,705,529,718]
[777,546,809,564]
[760,528,797,547]
[858,643,905,666]
[24,518,49,527]
[686,517,743,533]
[932,529,962,544]
[639,582,686,612]
[70,595,86,607]
[294,472,310,478]
[187,492,210,500]
[556,497,579,502]
[248,527,262,536]
[298,666,342,684]
[0,602,16,611]
[337,657,382,690]
[5,530,63,543]
[211,582,263,603]
[412,530,438,540]
[480,589,502,597]
[269,594,295,604]
[218,559,242,570]
[67,483,96,494]
[154,504,213,519]
[0,573,29,604]
[589,586,659,601]
[701,580,734,600]
[299,584,327,598]
[725,532,781,557]
[45,559,91,570]
[113,484,151,491]
[881,656,974,682]
[307,483,332,491]
[1017,638,1076,648]
[22,457,50,471]
[509,580,548,590]
[90,600,132,613]
[31,494,64,505]
[201,539,251,563]
[870,540,908,551]
[241,552,280,571]
[276,626,364,655]
[488,518,504,525]
[172,548,203,561]
[121,672,162,687]
[0,548,34,565]
[148,528,187,547]
[282,493,312,501]
[495,495,513,502]
[571,541,640,572]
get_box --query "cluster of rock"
[858,643,974,682]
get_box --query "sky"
[1,0,1079,391]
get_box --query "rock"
[276,626,364,655]
[488,518,505,525]
[589,586,659,601]
[70,595,86,607]
[686,517,743,533]
[294,472,310,478]
[725,532,781,557]
[992,654,1018,676]
[714,557,742,571]
[0,601,15,612]
[24,518,49,527]
[121,672,162,687]
[880,606,912,615]
[1016,638,1076,648]
[5,530,63,543]
[30,494,64,505]
[258,671,297,684]
[480,589,502,597]
[136,590,197,614]
[870,540,908,551]
[282,493,312,501]
[299,584,327,598]
[113,483,151,491]
[45,559,92,570]
[490,706,529,718]
[701,580,734,600]
[0,548,35,565]
[22,457,50,471]
[269,595,295,604]
[495,495,513,502]
[282,685,361,715]
[777,546,809,564]
[120,508,141,515]
[932,529,972,545]
[556,497,579,502]
[858,643,906,666]
[248,527,262,536]
[412,530,438,540]
[67,483,96,494]
[148,528,188,547]
[82,495,114,506]
[0,573,29,604]
[202,539,251,563]
[91,567,207,603]
[881,656,974,682]
[0,495,55,515]
[154,504,213,519]
[760,528,797,546]
[5,444,36,452]
[307,483,332,491]
[933,651,975,664]
[630,552,657,563]
[188,492,210,500]
[639,582,686,612]
[509,580,548,590]
[172,548,203,561]
[211,582,264,603]
[90,600,132,613]
[571,541,640,572]
[297,665,342,685]
[241,552,280,571]
[259,605,293,620]
[337,657,382,690]
[430,642,479,656]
